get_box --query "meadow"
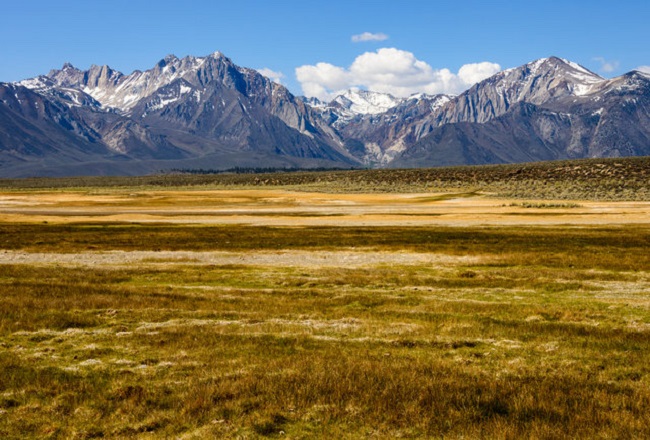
[1,159,650,438]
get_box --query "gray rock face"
[434,57,604,125]
[1,53,358,177]
[43,52,341,145]
[315,57,622,168]
[336,94,452,165]
[313,90,451,165]
[2,53,650,177]
[390,67,650,168]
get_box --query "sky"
[2,0,649,100]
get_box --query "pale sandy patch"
[0,249,480,268]
[1,189,649,226]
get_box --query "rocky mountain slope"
[1,52,357,177]
[391,59,650,167]
[334,93,452,165]
[1,53,649,177]
[308,57,650,168]
[434,57,604,125]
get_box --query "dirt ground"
[0,189,649,226]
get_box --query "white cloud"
[351,32,389,43]
[295,48,501,101]
[458,62,503,85]
[295,62,353,99]
[636,65,650,74]
[593,57,620,73]
[257,68,285,84]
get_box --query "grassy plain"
[1,160,650,438]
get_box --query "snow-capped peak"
[525,57,602,82]
[633,69,650,79]
[17,75,53,90]
[404,93,452,111]
[61,62,78,71]
[332,89,402,115]
[560,58,598,77]
[485,56,607,99]
[44,54,215,113]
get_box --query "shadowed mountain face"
[0,53,357,177]
[305,57,650,169]
[311,91,452,166]
[1,54,649,177]
[434,57,605,125]
[390,62,650,168]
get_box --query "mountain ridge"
[1,52,649,177]
[391,62,650,168]
[2,52,360,176]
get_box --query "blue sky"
[2,0,649,98]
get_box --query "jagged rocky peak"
[528,57,603,93]
[597,69,650,98]
[436,56,608,125]
[209,50,226,59]
[403,93,453,111]
[153,54,199,76]
[618,69,650,83]
[153,54,213,78]
[526,56,599,77]
[492,56,603,96]
[25,51,261,114]
[85,64,123,88]
[47,62,85,87]
[159,54,179,66]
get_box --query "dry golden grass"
[1,188,649,227]
[1,182,650,438]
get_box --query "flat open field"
[1,189,650,227]
[1,162,650,438]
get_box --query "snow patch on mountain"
[417,94,452,111]
[41,54,220,114]
[333,89,402,115]
[562,58,598,77]
[18,76,52,90]
[17,75,103,109]
[633,69,650,79]
[300,96,328,109]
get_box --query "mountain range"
[1,52,649,177]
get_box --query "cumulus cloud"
[636,65,650,74]
[351,32,389,43]
[257,68,285,84]
[295,62,352,99]
[593,57,620,73]
[295,48,501,101]
[458,62,503,85]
